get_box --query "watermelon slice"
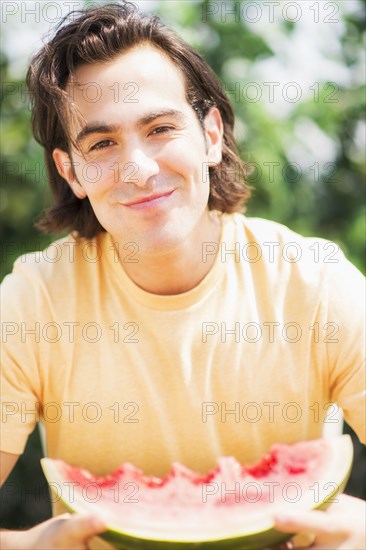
[41,435,353,549]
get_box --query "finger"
[278,542,295,550]
[292,533,316,548]
[63,514,107,542]
[274,510,347,536]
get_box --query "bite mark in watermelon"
[41,435,353,549]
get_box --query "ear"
[204,107,223,166]
[52,148,87,199]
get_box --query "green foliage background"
[0,0,365,530]
[1,0,365,279]
[156,0,365,273]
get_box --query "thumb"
[63,513,107,542]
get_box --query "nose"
[119,145,159,188]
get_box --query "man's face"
[53,44,223,254]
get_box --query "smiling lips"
[121,189,175,207]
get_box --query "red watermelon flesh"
[44,437,348,540]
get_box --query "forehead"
[67,45,190,130]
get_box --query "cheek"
[161,142,208,181]
[76,160,116,197]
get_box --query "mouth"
[120,190,175,207]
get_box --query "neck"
[120,211,221,295]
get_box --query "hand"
[273,494,366,549]
[26,513,106,550]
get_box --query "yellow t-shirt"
[1,213,365,545]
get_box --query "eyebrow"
[75,109,187,144]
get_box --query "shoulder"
[3,232,110,277]
[226,212,344,262]
[1,232,111,311]
[222,213,364,291]
[229,213,333,249]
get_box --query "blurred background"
[1,0,365,529]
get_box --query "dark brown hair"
[26,1,251,238]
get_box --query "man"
[1,2,365,548]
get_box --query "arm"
[324,253,366,443]
[0,451,106,549]
[0,514,106,550]
[0,451,19,486]
[273,250,366,548]
[0,514,105,550]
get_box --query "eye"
[90,139,115,151]
[150,126,174,136]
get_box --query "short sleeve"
[1,258,43,454]
[325,252,366,443]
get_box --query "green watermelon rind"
[41,435,353,550]
[82,476,351,550]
